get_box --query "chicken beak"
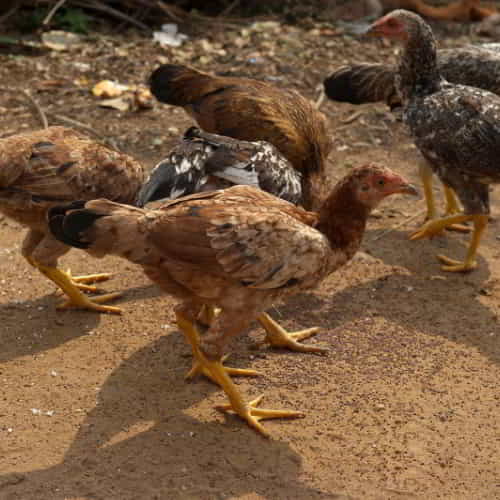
[363,21,383,37]
[395,183,419,197]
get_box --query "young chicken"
[48,165,417,435]
[0,126,144,312]
[324,43,500,230]
[367,9,500,272]
[136,127,302,207]
[149,64,333,210]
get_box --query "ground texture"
[0,13,499,500]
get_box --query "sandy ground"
[0,12,499,500]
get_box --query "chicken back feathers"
[149,64,332,210]
[324,44,500,109]
[136,127,302,207]
[0,126,144,232]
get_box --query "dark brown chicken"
[48,165,417,435]
[324,43,500,227]
[368,9,500,272]
[149,64,333,211]
[0,126,144,312]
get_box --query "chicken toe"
[35,263,122,314]
[410,214,472,241]
[257,312,328,353]
[186,353,260,382]
[178,310,260,382]
[436,215,487,273]
[216,393,305,438]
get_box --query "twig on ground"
[46,112,102,138]
[156,0,186,23]
[21,90,49,129]
[340,110,365,124]
[315,86,325,109]
[219,0,240,17]
[371,207,426,241]
[43,0,68,25]
[0,0,22,25]
[75,0,151,31]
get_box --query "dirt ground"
[0,12,499,500]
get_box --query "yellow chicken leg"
[437,215,488,272]
[442,186,470,233]
[34,262,122,313]
[257,312,328,353]
[417,162,469,233]
[419,161,437,221]
[175,311,303,436]
[178,308,260,382]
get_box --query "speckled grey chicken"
[324,43,500,227]
[136,127,302,207]
[149,64,333,211]
[48,165,417,435]
[0,126,144,312]
[367,9,500,272]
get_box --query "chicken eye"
[377,179,385,186]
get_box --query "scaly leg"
[178,306,260,382]
[34,262,122,313]
[419,161,437,221]
[175,311,303,437]
[437,215,488,272]
[25,255,111,294]
[257,313,328,353]
[416,162,469,233]
[442,186,470,233]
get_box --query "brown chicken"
[0,126,144,312]
[149,64,333,211]
[48,165,417,435]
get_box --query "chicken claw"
[180,309,260,382]
[216,394,304,438]
[185,353,261,383]
[437,254,477,273]
[434,214,487,273]
[36,263,122,314]
[57,291,122,313]
[176,310,302,436]
[410,214,472,241]
[257,312,328,353]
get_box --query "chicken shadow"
[265,228,498,366]
[0,332,334,500]
[0,282,163,364]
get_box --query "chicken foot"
[33,261,122,313]
[437,214,488,272]
[410,214,486,272]
[176,310,303,436]
[418,162,469,232]
[178,305,260,382]
[257,312,328,353]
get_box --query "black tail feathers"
[48,201,106,249]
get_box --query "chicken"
[0,126,144,312]
[136,126,302,207]
[324,43,500,228]
[367,9,500,272]
[149,64,332,211]
[48,165,418,435]
[393,0,495,22]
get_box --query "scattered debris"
[41,30,82,51]
[153,23,188,47]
